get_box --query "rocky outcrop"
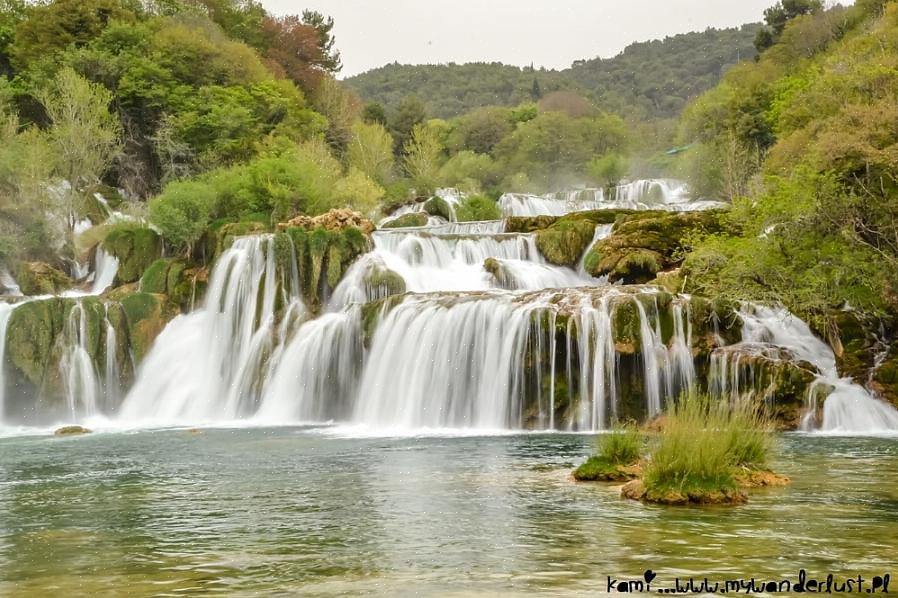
[278,209,375,235]
[139,258,208,312]
[381,212,428,229]
[583,210,726,283]
[102,226,163,284]
[535,218,597,267]
[16,262,73,295]
[2,294,177,423]
[275,226,371,313]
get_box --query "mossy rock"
[535,218,597,267]
[121,292,178,363]
[622,479,747,505]
[102,226,162,284]
[381,212,428,229]
[360,294,406,347]
[573,456,641,482]
[483,258,518,290]
[871,344,898,408]
[140,258,173,294]
[584,210,725,283]
[423,196,452,221]
[16,262,73,295]
[214,221,268,258]
[363,266,406,299]
[6,298,66,387]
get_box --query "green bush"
[455,194,500,222]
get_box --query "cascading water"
[60,303,101,421]
[90,247,120,295]
[0,302,15,417]
[736,305,898,433]
[120,236,305,423]
[499,179,725,217]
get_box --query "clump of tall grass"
[641,394,773,498]
[573,423,643,481]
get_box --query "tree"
[446,107,513,155]
[313,75,360,155]
[301,10,341,73]
[149,179,216,258]
[347,121,394,185]
[587,153,628,187]
[362,102,387,125]
[755,0,824,52]
[403,124,442,195]
[530,78,542,101]
[389,96,426,153]
[39,68,121,232]
[10,0,135,71]
[261,14,330,93]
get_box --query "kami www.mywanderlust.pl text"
[607,569,891,594]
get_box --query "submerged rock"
[620,479,748,505]
[54,425,91,436]
[573,456,642,482]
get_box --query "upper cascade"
[499,179,726,217]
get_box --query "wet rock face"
[2,295,176,424]
[583,210,726,283]
[423,196,452,221]
[16,262,73,295]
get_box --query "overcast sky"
[260,0,776,77]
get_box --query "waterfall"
[90,247,120,295]
[738,305,898,433]
[256,307,363,423]
[0,302,15,417]
[351,289,695,431]
[60,303,101,421]
[102,308,120,413]
[0,267,22,296]
[498,179,725,217]
[120,236,305,423]
[331,229,593,302]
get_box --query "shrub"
[455,194,500,222]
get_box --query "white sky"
[260,1,776,77]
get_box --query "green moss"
[6,298,64,387]
[16,262,73,295]
[382,212,428,228]
[121,293,176,363]
[363,266,406,298]
[584,210,725,283]
[214,221,267,258]
[611,299,642,354]
[423,196,452,220]
[535,218,597,266]
[140,259,173,294]
[103,225,163,284]
[573,456,630,481]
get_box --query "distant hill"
[345,24,761,120]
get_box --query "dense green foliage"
[676,0,898,325]
[346,26,760,120]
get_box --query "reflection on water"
[0,430,896,596]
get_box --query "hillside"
[345,25,761,119]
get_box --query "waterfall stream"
[2,179,897,434]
